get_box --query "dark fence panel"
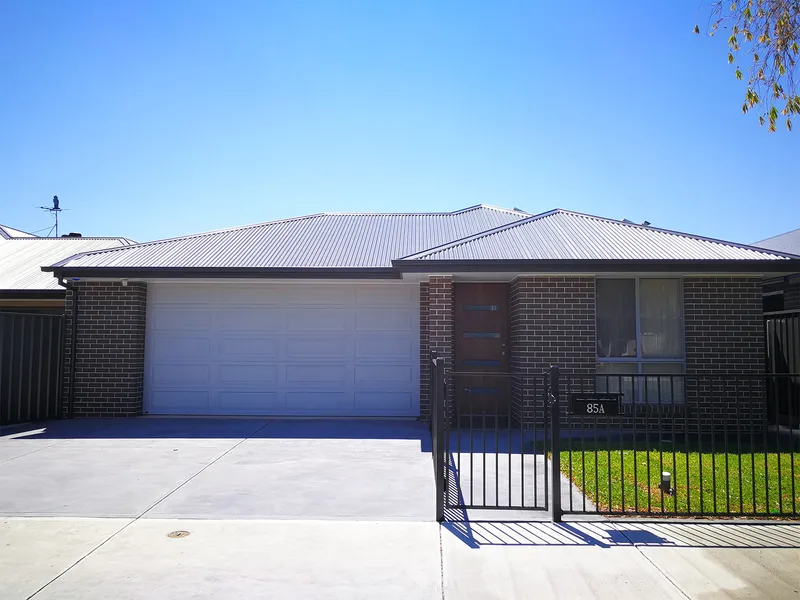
[766,311,800,427]
[0,312,64,426]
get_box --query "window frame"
[595,276,685,372]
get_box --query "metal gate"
[431,352,800,521]
[430,352,551,521]
[0,312,64,426]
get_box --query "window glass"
[639,279,683,358]
[596,279,636,358]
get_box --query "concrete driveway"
[0,417,434,521]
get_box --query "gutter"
[59,278,78,419]
[42,266,401,280]
[391,258,800,274]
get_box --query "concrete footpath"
[2,517,799,600]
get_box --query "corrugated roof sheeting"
[408,211,793,262]
[0,224,37,239]
[53,206,528,269]
[0,238,132,290]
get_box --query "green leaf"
[693,24,700,34]
[759,115,766,126]
[788,118,793,132]
[728,53,735,63]
[736,69,743,80]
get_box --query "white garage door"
[144,282,420,416]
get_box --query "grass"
[558,442,800,516]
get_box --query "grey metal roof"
[0,224,37,239]
[399,210,797,262]
[754,228,800,256]
[50,205,529,269]
[0,237,133,291]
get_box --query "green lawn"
[559,445,800,516]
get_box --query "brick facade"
[509,276,596,427]
[62,282,147,417]
[419,282,430,419]
[684,277,765,431]
[419,276,454,419]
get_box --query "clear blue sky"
[1,1,796,244]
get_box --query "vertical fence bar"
[763,378,771,515]
[710,379,718,515]
[532,376,538,508]
[632,376,639,513]
[482,398,486,506]
[670,376,678,514]
[433,353,445,523]
[723,379,731,515]
[789,373,797,516]
[735,378,743,515]
[508,377,512,507]
[543,376,549,511]
[550,366,562,523]
[657,376,664,514]
[645,378,651,515]
[519,375,524,508]
[618,376,625,513]
[567,377,573,512]
[749,378,756,514]
[775,374,783,515]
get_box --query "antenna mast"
[39,196,63,237]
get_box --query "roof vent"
[61,232,82,238]
[641,221,651,227]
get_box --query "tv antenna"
[38,195,66,237]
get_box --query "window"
[596,278,684,403]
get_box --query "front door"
[453,283,510,419]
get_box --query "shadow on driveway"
[2,417,432,451]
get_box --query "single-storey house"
[0,224,132,314]
[41,206,800,424]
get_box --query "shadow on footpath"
[443,519,800,550]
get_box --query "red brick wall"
[509,276,596,426]
[62,282,147,417]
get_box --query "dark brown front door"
[454,283,509,417]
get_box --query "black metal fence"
[430,353,800,521]
[0,312,64,426]
[558,372,799,519]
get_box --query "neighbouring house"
[0,224,133,425]
[40,206,800,427]
[753,227,800,313]
[0,224,133,314]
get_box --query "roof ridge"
[321,205,528,217]
[557,209,800,259]
[397,209,558,260]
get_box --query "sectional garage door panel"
[144,282,420,416]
